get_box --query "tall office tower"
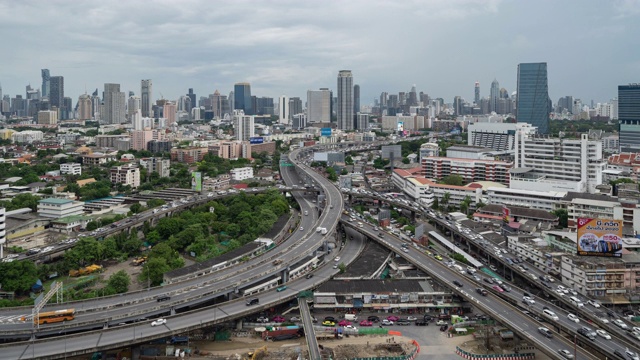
[211,90,224,118]
[177,95,192,112]
[500,88,509,99]
[234,82,252,115]
[380,92,388,108]
[228,91,234,112]
[141,79,152,117]
[474,82,480,104]
[187,88,196,111]
[516,62,551,134]
[490,79,500,113]
[612,98,619,119]
[103,83,126,124]
[41,69,50,99]
[278,95,289,124]
[288,97,302,120]
[232,110,254,141]
[353,84,360,113]
[618,84,640,152]
[356,113,369,131]
[408,85,418,106]
[337,70,354,130]
[128,96,141,119]
[557,96,574,113]
[91,89,101,120]
[307,89,332,123]
[49,76,64,109]
[0,84,3,113]
[163,102,177,127]
[62,97,73,120]
[254,97,274,115]
[453,96,463,116]
[77,94,92,120]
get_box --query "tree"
[441,175,464,186]
[338,263,346,273]
[326,167,338,181]
[129,203,143,214]
[341,168,348,175]
[431,197,439,210]
[86,221,99,231]
[551,209,569,228]
[139,257,170,287]
[107,270,130,293]
[460,195,472,215]
[345,156,354,165]
[0,261,38,294]
[441,192,451,212]
[402,157,410,164]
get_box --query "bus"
[23,309,76,325]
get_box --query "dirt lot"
[97,255,195,292]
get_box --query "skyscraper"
[516,63,550,134]
[234,83,252,115]
[618,84,640,152]
[490,79,500,113]
[49,76,64,109]
[232,110,254,141]
[278,95,289,124]
[307,89,332,123]
[41,69,50,99]
[353,84,360,114]
[103,83,126,124]
[187,88,196,112]
[77,94,92,120]
[474,82,480,104]
[141,79,152,117]
[288,97,303,120]
[337,70,354,130]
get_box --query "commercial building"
[37,198,85,219]
[516,62,550,134]
[618,84,640,152]
[486,187,566,212]
[77,94,92,120]
[511,133,606,193]
[337,70,354,130]
[110,165,140,189]
[232,110,254,141]
[103,83,126,124]
[37,110,58,125]
[230,167,254,181]
[307,89,332,123]
[234,82,252,115]
[475,204,558,228]
[139,157,170,178]
[560,254,640,300]
[381,114,427,132]
[60,163,82,176]
[419,143,439,162]
[95,135,131,148]
[163,102,177,127]
[131,130,153,151]
[170,147,207,164]
[278,95,289,124]
[392,169,482,208]
[49,76,64,110]
[41,69,50,99]
[421,157,512,186]
[147,140,173,154]
[467,122,537,151]
[141,79,153,117]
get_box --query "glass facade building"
[516,63,550,134]
[618,84,640,152]
[234,83,253,115]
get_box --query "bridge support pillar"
[103,322,108,329]
[236,319,243,330]
[170,307,176,316]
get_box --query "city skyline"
[0,1,638,104]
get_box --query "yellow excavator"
[247,346,267,360]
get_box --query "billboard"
[397,121,404,132]
[249,137,264,144]
[502,206,510,223]
[381,145,402,159]
[191,172,202,192]
[577,218,623,258]
[321,128,332,137]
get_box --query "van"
[246,298,259,306]
[358,222,363,228]
[344,314,357,321]
[543,309,559,321]
[569,296,584,307]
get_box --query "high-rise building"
[618,84,640,152]
[103,83,126,124]
[474,82,480,104]
[128,95,141,119]
[141,79,152,117]
[62,96,72,120]
[516,62,550,134]
[49,76,64,109]
[353,84,360,114]
[307,89,332,123]
[187,88,196,112]
[41,69,50,99]
[490,79,499,113]
[163,102,177,127]
[77,94,92,120]
[232,110,254,141]
[337,70,354,130]
[453,96,463,116]
[288,97,302,120]
[278,95,289,124]
[356,113,369,131]
[234,82,252,115]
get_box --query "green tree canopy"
[107,270,131,293]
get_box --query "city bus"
[22,309,76,325]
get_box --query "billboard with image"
[576,218,623,258]
[191,172,202,192]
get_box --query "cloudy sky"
[1,0,639,107]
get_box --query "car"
[156,295,171,302]
[476,288,488,296]
[272,316,286,323]
[614,319,629,329]
[587,300,601,308]
[381,319,394,326]
[334,256,341,262]
[359,320,373,326]
[289,316,301,322]
[453,280,463,287]
[493,279,503,285]
[324,316,336,322]
[615,350,628,359]
[626,350,640,360]
[333,264,338,269]
[367,315,380,322]
[434,255,443,261]
[386,315,399,322]
[522,296,535,305]
[257,316,269,323]
[276,286,287,292]
[538,327,553,338]
[596,329,611,339]
[343,324,357,330]
[558,349,574,359]
[407,316,417,321]
[396,318,411,325]
[436,319,448,325]
[577,327,596,340]
[567,313,580,323]
[151,318,167,326]
[305,273,314,279]
[501,285,511,292]
[322,320,336,326]
[483,278,494,284]
[492,285,504,293]
[299,226,304,231]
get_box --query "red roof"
[233,184,248,189]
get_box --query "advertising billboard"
[321,128,332,137]
[577,218,623,258]
[191,172,202,192]
[502,206,510,223]
[397,121,404,132]
[249,137,264,144]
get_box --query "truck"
[69,264,103,277]
[261,326,303,340]
[132,256,147,266]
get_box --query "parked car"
[386,315,399,322]
[338,320,351,327]
[396,318,411,325]
[367,316,380,323]
[407,316,417,321]
[272,316,285,323]
[322,320,336,326]
[359,320,373,327]
[381,319,394,326]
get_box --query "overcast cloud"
[1,0,639,106]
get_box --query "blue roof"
[38,198,74,205]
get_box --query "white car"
[625,350,640,360]
[596,329,611,339]
[344,324,357,330]
[381,319,394,326]
[632,326,640,334]
[567,313,580,323]
[299,226,304,231]
[522,296,535,305]
[334,256,341,262]
[151,318,167,326]
[289,316,301,322]
[614,319,629,329]
[599,317,609,324]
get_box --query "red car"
[359,320,373,327]
[492,285,504,293]
[338,320,351,327]
[272,315,286,323]
[386,315,399,322]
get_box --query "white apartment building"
[381,114,427,132]
[486,187,566,212]
[37,198,85,219]
[12,130,44,144]
[511,133,606,193]
[419,143,439,162]
[421,156,512,186]
[232,110,254,141]
[404,178,435,207]
[139,157,170,178]
[467,122,537,151]
[392,169,482,207]
[230,167,254,181]
[109,165,140,188]
[60,163,82,176]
